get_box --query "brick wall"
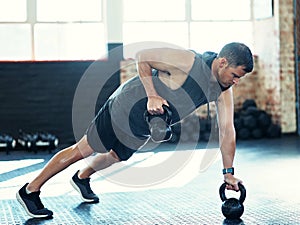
[279,0,296,132]
[296,0,300,134]
[232,56,259,111]
[252,0,297,133]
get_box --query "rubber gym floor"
[0,134,299,225]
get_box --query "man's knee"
[72,136,95,160]
[108,150,121,163]
[109,148,136,162]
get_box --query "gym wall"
[251,0,297,133]
[0,44,123,146]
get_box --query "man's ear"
[219,57,228,68]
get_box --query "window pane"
[34,23,106,60]
[0,24,31,60]
[190,22,253,53]
[123,22,188,57]
[124,0,185,21]
[253,0,273,19]
[37,0,102,22]
[0,0,26,22]
[191,0,251,20]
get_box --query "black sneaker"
[70,170,99,203]
[16,183,53,218]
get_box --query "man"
[16,42,253,218]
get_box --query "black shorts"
[86,101,147,161]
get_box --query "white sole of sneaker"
[16,191,51,218]
[70,179,96,203]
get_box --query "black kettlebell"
[144,105,172,143]
[219,183,246,220]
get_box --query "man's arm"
[216,87,242,190]
[135,48,194,115]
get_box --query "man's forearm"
[135,52,159,98]
[219,133,236,169]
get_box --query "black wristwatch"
[222,167,234,175]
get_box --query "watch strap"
[222,167,234,175]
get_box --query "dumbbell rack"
[0,131,59,154]
[17,131,59,153]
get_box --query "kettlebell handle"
[162,105,172,124]
[144,105,172,124]
[219,182,246,204]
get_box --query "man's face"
[216,58,247,88]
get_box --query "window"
[36,0,102,22]
[190,22,253,53]
[0,0,254,60]
[35,0,105,60]
[35,23,106,60]
[0,24,31,60]
[253,0,273,19]
[0,0,104,61]
[191,0,251,21]
[123,0,185,21]
[0,0,30,60]
[0,0,27,22]
[123,22,188,46]
[123,0,253,57]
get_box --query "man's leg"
[70,149,120,203]
[16,135,94,218]
[77,149,120,178]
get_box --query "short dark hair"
[218,42,254,73]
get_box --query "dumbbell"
[18,131,38,152]
[0,134,16,154]
[37,131,59,150]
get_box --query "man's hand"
[147,96,169,115]
[224,173,243,191]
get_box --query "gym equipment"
[245,106,260,117]
[168,132,179,143]
[0,134,16,154]
[242,99,257,110]
[234,99,281,140]
[219,183,246,220]
[237,128,250,140]
[241,115,257,130]
[18,130,59,153]
[169,122,181,143]
[144,105,173,143]
[171,122,181,135]
[251,128,264,139]
[234,117,243,132]
[37,131,59,150]
[257,111,272,129]
[18,130,38,152]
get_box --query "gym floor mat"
[1,135,299,224]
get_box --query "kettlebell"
[219,183,246,220]
[144,105,172,143]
